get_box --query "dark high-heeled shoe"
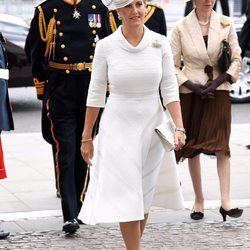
[219,206,243,222]
[190,211,204,220]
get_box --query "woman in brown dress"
[170,0,243,221]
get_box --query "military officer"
[0,32,14,240]
[26,0,111,234]
[239,0,250,57]
[109,1,167,35]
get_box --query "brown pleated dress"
[175,90,231,163]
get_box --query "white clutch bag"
[155,119,175,151]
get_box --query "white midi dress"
[79,26,184,225]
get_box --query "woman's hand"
[174,130,186,151]
[183,80,206,95]
[80,139,94,166]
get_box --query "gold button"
[59,32,63,37]
[66,70,70,74]
[63,57,68,61]
[92,43,96,47]
[92,5,96,9]
[89,55,94,60]
[53,8,58,13]
[61,44,65,49]
[57,20,61,25]
[92,30,96,35]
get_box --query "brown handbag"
[218,39,231,73]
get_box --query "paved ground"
[1,219,250,249]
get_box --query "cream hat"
[102,0,133,10]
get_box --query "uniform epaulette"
[146,2,163,10]
[145,2,159,23]
[35,0,50,8]
[36,1,56,58]
[109,11,118,33]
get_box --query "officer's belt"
[48,61,92,71]
[0,68,9,80]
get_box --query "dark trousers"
[46,72,90,222]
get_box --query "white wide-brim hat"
[102,0,133,10]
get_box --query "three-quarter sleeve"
[160,37,180,106]
[86,41,108,107]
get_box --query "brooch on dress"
[152,40,161,48]
[220,20,230,28]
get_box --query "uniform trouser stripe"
[80,166,89,202]
[45,96,89,220]
[45,98,61,199]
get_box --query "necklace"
[72,0,81,19]
[198,20,210,26]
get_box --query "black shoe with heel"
[219,206,243,222]
[190,211,204,220]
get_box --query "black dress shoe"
[0,230,9,239]
[190,211,204,220]
[62,219,80,234]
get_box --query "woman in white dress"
[80,0,186,248]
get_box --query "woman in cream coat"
[170,0,243,221]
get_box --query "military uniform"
[27,0,111,233]
[109,2,167,35]
[0,32,14,180]
[0,33,13,239]
[239,0,250,57]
